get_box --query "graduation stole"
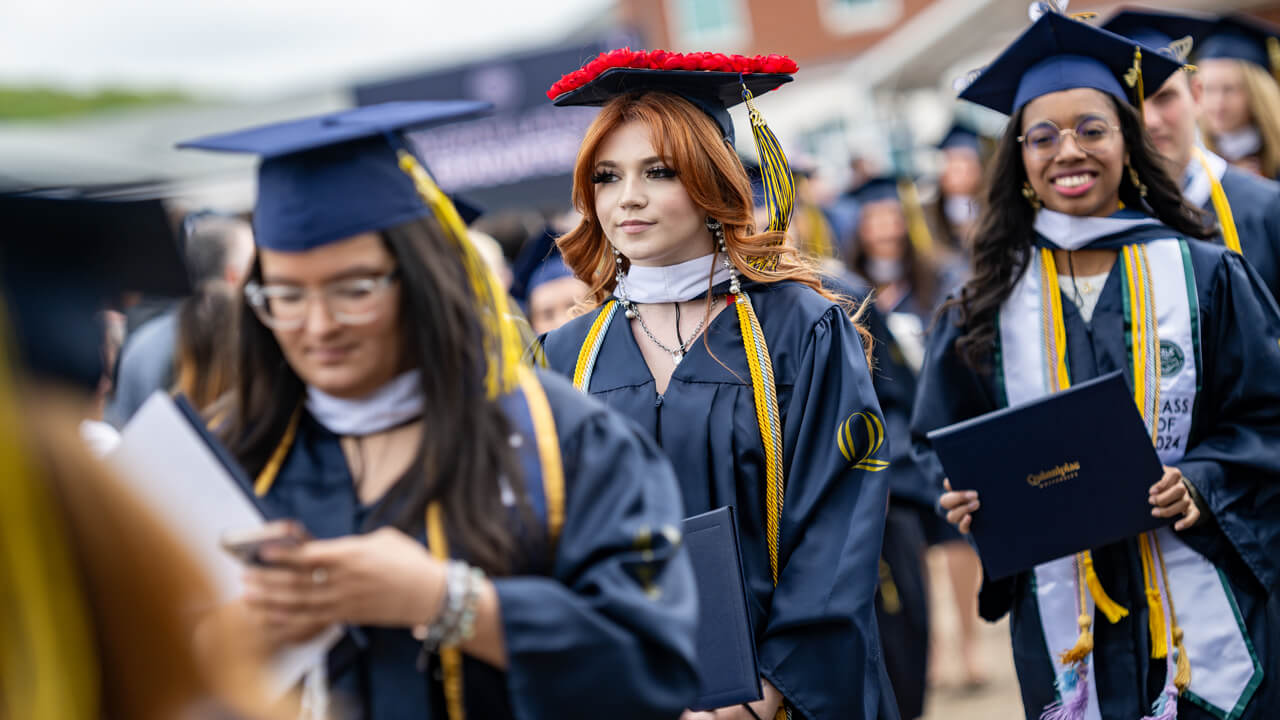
[1192,147,1243,256]
[253,366,566,720]
[999,239,1260,720]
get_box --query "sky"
[0,0,614,97]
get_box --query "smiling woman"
[913,9,1280,720]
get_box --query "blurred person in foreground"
[179,101,698,720]
[109,211,254,424]
[1197,14,1280,180]
[1104,8,1280,301]
[0,193,288,720]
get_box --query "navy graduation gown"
[542,279,893,720]
[910,237,1280,720]
[1210,165,1280,302]
[247,369,700,720]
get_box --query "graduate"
[1103,8,1280,300]
[912,8,1280,720]
[538,50,894,719]
[1196,14,1280,180]
[177,101,700,720]
[931,124,987,254]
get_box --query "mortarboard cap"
[937,124,982,153]
[1197,14,1280,76]
[849,176,902,206]
[0,193,189,390]
[549,49,799,245]
[526,253,576,295]
[958,11,1183,116]
[177,100,491,252]
[1101,8,1215,62]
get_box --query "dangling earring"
[707,217,741,295]
[613,245,637,319]
[1127,162,1149,197]
[1021,181,1042,210]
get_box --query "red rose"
[647,49,669,69]
[707,53,731,71]
[730,54,753,73]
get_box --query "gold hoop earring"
[1022,181,1041,210]
[1127,163,1148,198]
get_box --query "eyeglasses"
[244,269,398,330]
[1018,116,1121,160]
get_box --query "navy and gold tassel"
[742,81,794,271]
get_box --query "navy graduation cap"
[177,100,490,252]
[548,49,798,237]
[0,192,189,390]
[1101,7,1215,62]
[1198,14,1280,77]
[937,124,982,153]
[957,10,1183,116]
[179,99,531,398]
[848,176,902,206]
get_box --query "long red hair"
[558,91,847,313]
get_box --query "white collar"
[306,370,423,436]
[1033,209,1158,251]
[1215,126,1262,162]
[619,253,732,304]
[1184,147,1229,209]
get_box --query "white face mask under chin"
[865,258,904,286]
[944,195,979,226]
[1215,126,1263,162]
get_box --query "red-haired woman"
[539,51,894,720]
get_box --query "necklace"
[624,300,710,364]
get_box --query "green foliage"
[0,86,192,121]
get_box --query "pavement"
[920,548,1025,720]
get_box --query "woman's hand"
[244,526,447,631]
[940,478,980,534]
[1150,466,1201,531]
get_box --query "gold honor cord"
[0,307,101,720]
[1040,245,1190,691]
[896,178,935,256]
[1195,146,1244,255]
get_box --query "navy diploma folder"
[682,506,762,711]
[926,371,1167,580]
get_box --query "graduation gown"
[830,272,930,720]
[542,279,893,720]
[910,236,1280,720]
[245,369,700,720]
[1211,165,1280,302]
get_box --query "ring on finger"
[311,567,329,586]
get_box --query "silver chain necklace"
[625,300,710,364]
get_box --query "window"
[667,0,750,48]
[820,0,902,35]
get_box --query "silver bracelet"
[414,560,486,668]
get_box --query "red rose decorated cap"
[548,48,799,234]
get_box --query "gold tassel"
[1124,46,1145,122]
[896,178,934,255]
[397,150,523,398]
[1081,550,1129,623]
[1059,613,1095,666]
[1174,628,1191,692]
[1138,534,1168,658]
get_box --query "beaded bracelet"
[414,561,487,668]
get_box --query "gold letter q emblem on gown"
[837,411,890,472]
